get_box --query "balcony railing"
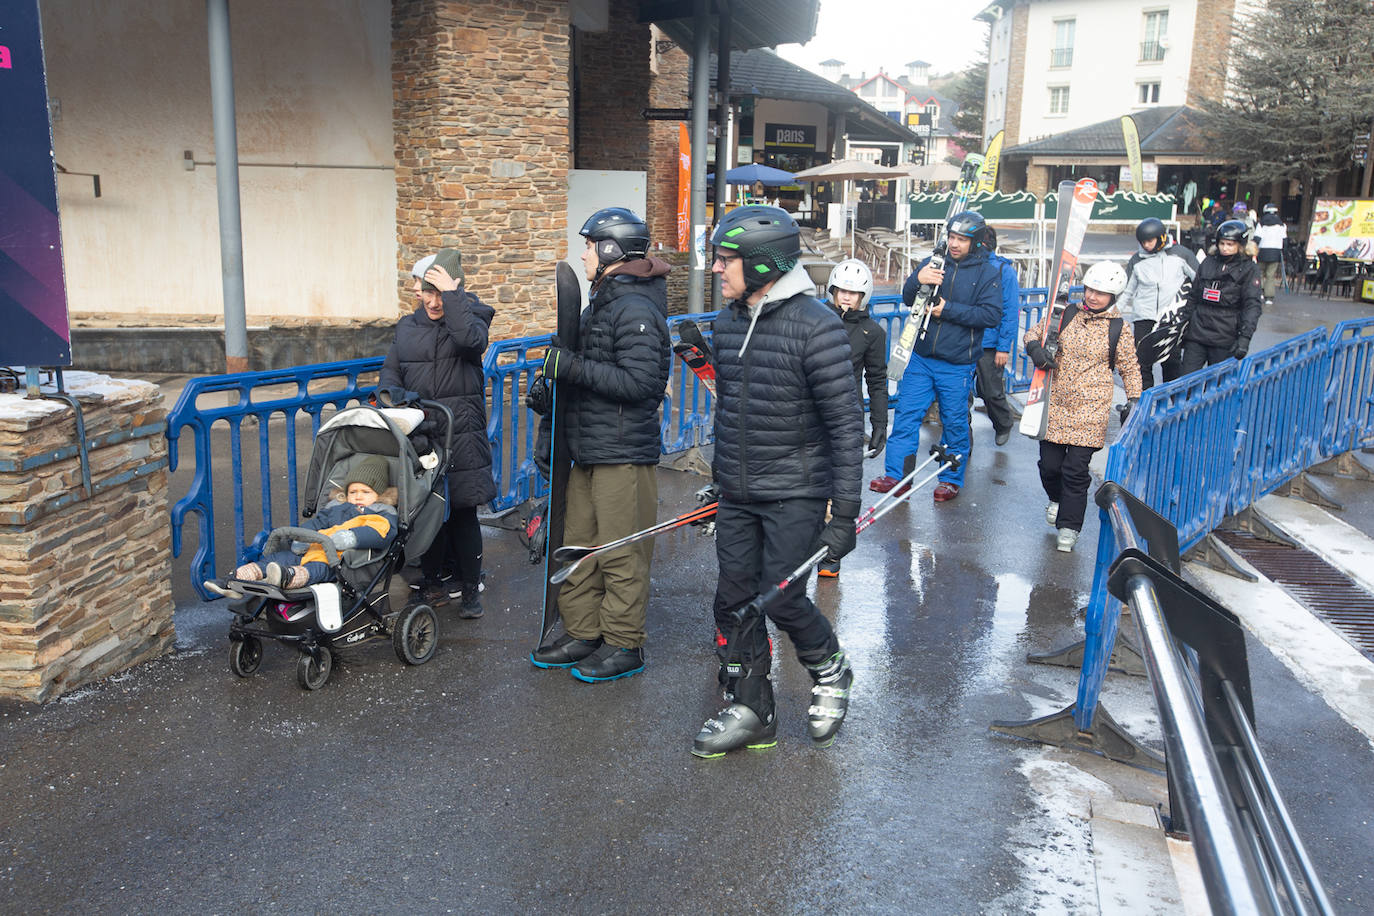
[1050,47,1073,68]
[1140,40,1166,62]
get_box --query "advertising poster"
[0,0,72,367]
[1306,198,1374,261]
[677,123,691,252]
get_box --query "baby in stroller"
[205,456,398,598]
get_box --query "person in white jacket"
[1253,203,1288,305]
[1118,218,1199,390]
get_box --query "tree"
[946,51,987,158]
[1201,0,1374,233]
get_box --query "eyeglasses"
[712,253,741,267]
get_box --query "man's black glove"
[818,499,860,561]
[1232,337,1250,360]
[865,421,887,458]
[1025,339,1057,370]
[543,335,580,381]
[525,372,552,415]
[1117,398,1138,424]
[695,481,721,504]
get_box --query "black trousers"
[421,503,483,585]
[1181,341,1234,375]
[1038,442,1098,532]
[712,497,837,665]
[973,347,1015,434]
[1134,319,1182,390]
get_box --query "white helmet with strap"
[1081,261,1128,298]
[826,258,874,310]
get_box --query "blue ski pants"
[884,353,975,487]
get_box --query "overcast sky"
[775,0,990,80]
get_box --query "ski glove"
[818,499,861,561]
[695,481,721,505]
[1232,337,1250,360]
[543,345,580,382]
[866,422,887,458]
[1025,339,1057,370]
[1117,398,1138,424]
[525,372,552,415]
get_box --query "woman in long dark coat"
[379,253,496,618]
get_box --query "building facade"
[822,59,962,164]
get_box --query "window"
[925,102,939,128]
[1140,9,1168,61]
[1049,85,1070,115]
[881,80,898,98]
[1138,81,1161,104]
[1051,19,1075,68]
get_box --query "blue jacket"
[982,253,1020,352]
[901,247,1003,365]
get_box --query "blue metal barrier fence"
[1071,317,1374,734]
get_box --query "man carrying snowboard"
[529,207,671,682]
[694,206,863,758]
[1119,217,1197,389]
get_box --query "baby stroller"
[224,397,452,689]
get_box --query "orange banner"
[677,123,691,251]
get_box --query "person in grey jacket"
[530,208,671,683]
[1120,218,1198,389]
[692,206,863,759]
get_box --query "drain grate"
[1214,530,1374,662]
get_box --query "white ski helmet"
[1081,261,1128,298]
[827,258,874,309]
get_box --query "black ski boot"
[530,633,602,669]
[802,649,853,746]
[693,675,776,758]
[456,581,484,619]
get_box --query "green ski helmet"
[710,205,802,292]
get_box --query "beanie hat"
[413,249,465,292]
[346,456,390,497]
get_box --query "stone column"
[0,375,174,702]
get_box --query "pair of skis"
[1019,177,1099,440]
[887,153,986,382]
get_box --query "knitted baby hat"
[346,456,390,497]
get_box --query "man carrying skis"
[693,205,863,758]
[871,211,1002,502]
[529,207,671,682]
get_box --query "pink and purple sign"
[0,0,72,367]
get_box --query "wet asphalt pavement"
[3,279,1374,913]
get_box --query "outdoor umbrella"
[705,163,798,186]
[793,159,912,256]
[904,161,962,183]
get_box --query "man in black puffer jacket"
[531,208,671,683]
[380,250,496,618]
[1180,219,1263,372]
[691,206,864,759]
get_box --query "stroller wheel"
[296,646,333,690]
[394,603,439,666]
[229,636,263,677]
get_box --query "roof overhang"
[641,0,820,51]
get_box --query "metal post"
[687,0,711,313]
[206,0,248,374]
[710,2,732,312]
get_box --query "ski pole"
[728,445,962,623]
[854,449,939,529]
[549,500,718,585]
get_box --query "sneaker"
[869,475,910,495]
[1056,528,1079,553]
[456,581,484,619]
[692,703,778,758]
[995,427,1011,446]
[530,633,603,668]
[421,582,451,608]
[817,558,840,578]
[933,482,960,502]
[570,644,645,683]
[1045,502,1059,526]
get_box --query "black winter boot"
[570,644,645,683]
[456,581,483,619]
[802,649,853,746]
[693,674,776,758]
[530,633,602,669]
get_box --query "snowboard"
[888,152,986,381]
[537,261,584,647]
[1135,279,1191,367]
[1019,177,1099,440]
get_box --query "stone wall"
[393,0,572,340]
[1186,0,1236,105]
[1002,1,1030,148]
[0,376,174,702]
[646,30,691,252]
